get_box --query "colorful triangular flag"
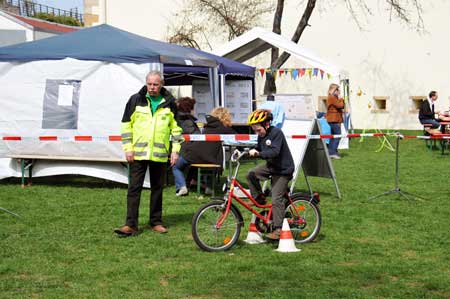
[292,69,299,80]
[299,68,305,77]
[259,68,265,77]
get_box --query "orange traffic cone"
[244,214,266,244]
[275,218,301,252]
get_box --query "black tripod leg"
[369,135,425,201]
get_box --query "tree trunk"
[264,0,316,94]
[263,75,277,95]
[264,0,284,95]
[273,0,316,68]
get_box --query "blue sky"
[34,0,84,13]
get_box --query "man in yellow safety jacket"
[114,71,183,236]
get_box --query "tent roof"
[0,24,254,77]
[213,27,341,76]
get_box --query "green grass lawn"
[1,131,449,298]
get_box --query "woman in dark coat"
[186,107,235,167]
[173,106,235,196]
[172,97,200,196]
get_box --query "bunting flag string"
[255,67,333,80]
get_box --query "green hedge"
[34,12,83,27]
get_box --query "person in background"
[172,97,200,196]
[438,110,450,133]
[246,109,295,240]
[419,91,442,134]
[186,107,236,194]
[114,71,183,236]
[326,83,345,159]
[259,94,285,129]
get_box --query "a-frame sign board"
[275,94,341,199]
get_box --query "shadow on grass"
[165,212,194,226]
[1,175,128,189]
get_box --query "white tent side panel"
[0,58,150,182]
[0,58,149,158]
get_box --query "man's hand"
[170,152,179,166]
[125,151,134,163]
[249,149,259,157]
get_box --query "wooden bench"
[423,124,436,150]
[8,155,128,188]
[423,121,450,154]
[190,163,222,197]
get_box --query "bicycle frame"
[215,149,303,230]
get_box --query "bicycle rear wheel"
[192,201,242,252]
[284,195,321,243]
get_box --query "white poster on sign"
[192,80,215,123]
[58,84,74,106]
[224,80,252,124]
[274,94,315,121]
[192,79,252,124]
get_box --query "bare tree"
[168,0,424,94]
[168,0,274,49]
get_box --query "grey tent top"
[0,24,254,77]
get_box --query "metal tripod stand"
[369,133,424,201]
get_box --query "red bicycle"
[192,148,322,252]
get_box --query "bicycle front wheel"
[285,196,321,244]
[192,201,242,252]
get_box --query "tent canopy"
[213,27,341,77]
[0,24,254,78]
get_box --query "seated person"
[419,91,441,134]
[176,97,200,134]
[438,111,450,121]
[246,109,295,240]
[172,107,235,196]
[438,111,450,133]
[172,97,200,196]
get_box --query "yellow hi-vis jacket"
[121,86,183,162]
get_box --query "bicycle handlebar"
[230,148,250,162]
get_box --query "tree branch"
[272,0,316,68]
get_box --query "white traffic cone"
[244,214,266,244]
[275,218,301,252]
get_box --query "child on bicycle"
[246,109,295,240]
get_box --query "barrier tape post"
[368,133,424,201]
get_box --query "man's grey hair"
[146,70,164,85]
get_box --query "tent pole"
[208,67,220,108]
[219,74,225,107]
[340,77,353,134]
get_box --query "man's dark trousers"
[126,160,166,228]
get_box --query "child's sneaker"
[265,228,281,240]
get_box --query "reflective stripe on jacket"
[121,86,183,162]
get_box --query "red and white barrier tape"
[1,136,122,141]
[2,133,450,141]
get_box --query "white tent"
[214,27,345,198]
[213,27,342,77]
